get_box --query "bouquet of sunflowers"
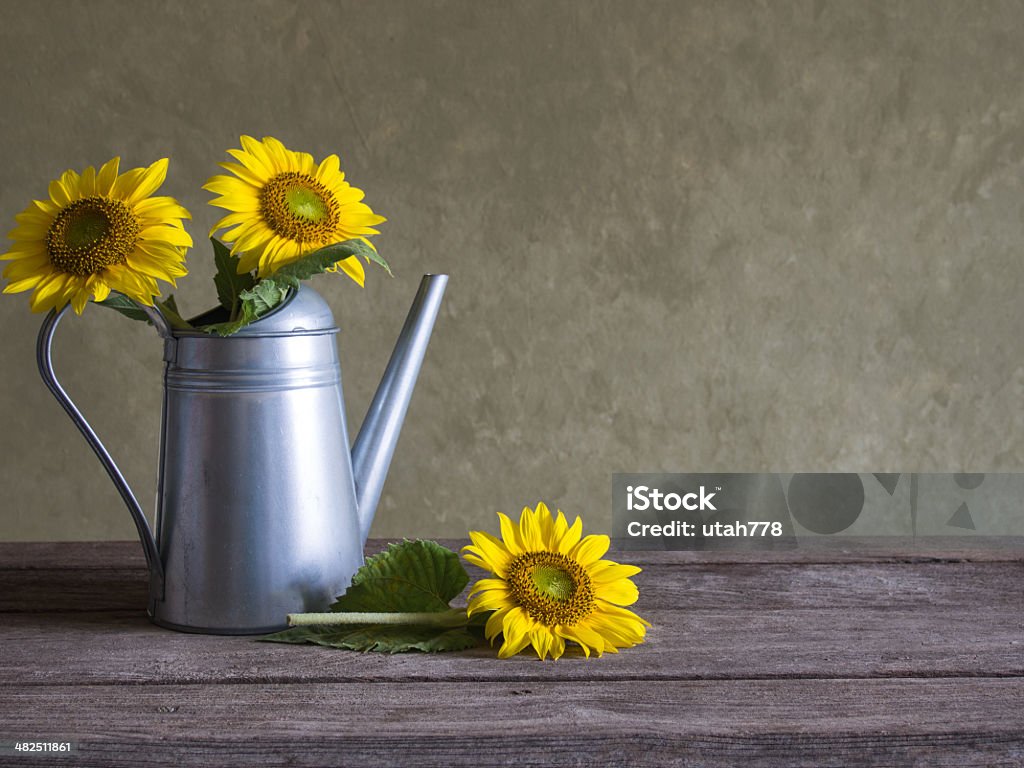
[1,135,389,333]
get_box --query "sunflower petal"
[463,530,512,577]
[594,578,639,606]
[484,607,511,642]
[496,608,533,659]
[531,629,552,660]
[228,142,274,178]
[592,601,653,631]
[316,153,341,183]
[519,506,544,551]
[570,534,610,566]
[78,166,97,197]
[467,578,509,598]
[588,561,642,583]
[3,255,52,280]
[217,160,267,188]
[124,158,169,205]
[140,224,193,248]
[239,135,278,175]
[535,502,555,546]
[89,276,111,303]
[325,254,365,286]
[48,178,72,207]
[467,588,512,614]
[70,283,92,315]
[135,196,191,220]
[560,623,606,657]
[556,516,584,555]
[547,632,566,660]
[96,157,120,195]
[497,512,524,555]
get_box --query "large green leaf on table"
[332,540,470,613]
[257,540,481,653]
[260,624,480,654]
[211,238,255,313]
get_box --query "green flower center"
[46,196,140,276]
[285,185,329,221]
[531,565,575,601]
[507,551,595,627]
[259,172,340,243]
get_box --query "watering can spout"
[352,274,448,543]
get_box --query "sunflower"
[204,135,386,284]
[463,502,651,660]
[1,158,191,314]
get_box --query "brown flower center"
[258,172,340,243]
[506,551,595,627]
[46,196,140,276]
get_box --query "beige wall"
[1,1,1023,542]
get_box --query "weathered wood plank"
[1,607,1021,686]
[1,680,1022,767]
[3,561,1023,613]
[1,537,1022,572]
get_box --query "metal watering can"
[36,274,448,634]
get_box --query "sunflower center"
[259,172,340,243]
[46,196,140,276]
[506,551,595,627]
[531,565,574,601]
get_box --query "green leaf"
[256,540,482,653]
[259,624,480,654]
[239,279,288,316]
[269,238,391,290]
[196,237,387,337]
[203,279,288,336]
[155,295,193,331]
[308,238,392,278]
[331,540,469,613]
[96,294,150,323]
[200,300,257,337]
[96,293,191,331]
[211,238,255,313]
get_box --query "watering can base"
[149,613,288,636]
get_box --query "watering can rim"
[172,284,340,339]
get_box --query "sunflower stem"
[287,608,468,628]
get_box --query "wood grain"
[1,540,1021,766]
[1,680,1022,767]
[2,536,1022,571]
[2,605,1022,685]
[3,561,1023,613]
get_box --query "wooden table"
[1,538,1022,766]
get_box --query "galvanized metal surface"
[36,275,448,634]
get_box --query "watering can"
[36,274,448,634]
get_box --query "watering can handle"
[36,303,165,604]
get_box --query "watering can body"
[37,275,447,634]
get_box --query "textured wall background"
[1,0,1023,541]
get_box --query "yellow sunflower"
[204,135,386,283]
[1,158,191,314]
[464,502,651,660]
